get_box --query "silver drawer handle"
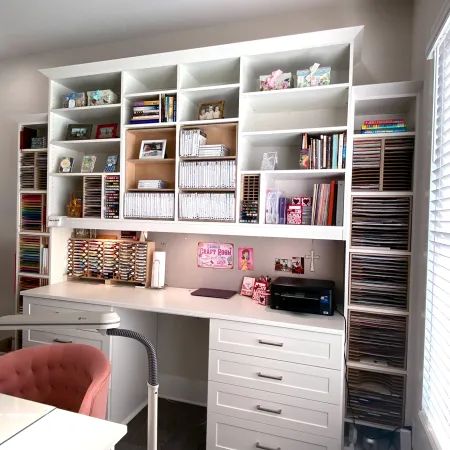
[258,339,283,347]
[256,405,282,415]
[257,372,283,381]
[256,443,280,450]
[53,339,73,344]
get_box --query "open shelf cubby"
[125,128,176,190]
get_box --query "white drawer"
[209,350,342,405]
[208,382,341,438]
[210,319,342,370]
[207,412,341,450]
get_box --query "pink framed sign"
[197,242,234,269]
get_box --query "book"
[364,119,405,125]
[336,180,345,226]
[81,155,96,173]
[104,155,119,172]
[361,128,407,134]
[327,180,336,226]
[338,134,344,169]
[326,135,332,169]
[279,197,288,224]
[362,123,405,129]
[134,100,159,106]
[332,134,338,169]
[59,157,74,173]
[130,119,160,124]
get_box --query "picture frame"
[198,100,225,121]
[96,123,118,139]
[139,140,167,159]
[66,124,93,140]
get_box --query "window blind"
[423,23,450,450]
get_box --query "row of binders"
[179,160,235,189]
[124,192,175,219]
[311,181,345,226]
[300,133,346,170]
[179,193,235,221]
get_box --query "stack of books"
[198,145,229,157]
[137,180,168,190]
[311,180,345,226]
[361,119,406,134]
[161,94,176,122]
[299,133,346,170]
[130,100,159,125]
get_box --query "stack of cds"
[198,145,229,157]
[137,180,168,190]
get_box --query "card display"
[81,155,97,173]
[350,253,409,310]
[104,155,119,172]
[59,157,74,173]
[351,197,411,250]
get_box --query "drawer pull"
[256,405,282,415]
[257,372,283,381]
[256,443,280,450]
[53,339,73,344]
[258,339,283,347]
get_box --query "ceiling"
[0,0,339,60]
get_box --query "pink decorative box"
[287,204,302,224]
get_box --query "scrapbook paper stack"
[361,119,406,134]
[21,194,44,231]
[83,176,102,218]
[19,235,41,273]
[130,100,160,125]
[20,153,35,189]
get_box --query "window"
[422,17,450,449]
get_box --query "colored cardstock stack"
[361,119,406,134]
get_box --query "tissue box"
[259,71,293,91]
[87,90,119,106]
[297,64,331,88]
[62,92,86,108]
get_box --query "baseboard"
[158,374,207,407]
[121,399,148,425]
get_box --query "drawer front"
[210,319,342,370]
[208,382,341,438]
[209,350,342,405]
[207,412,341,450]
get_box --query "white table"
[0,394,127,450]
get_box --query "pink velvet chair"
[0,343,110,419]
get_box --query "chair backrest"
[0,344,110,419]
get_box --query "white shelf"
[18,272,49,279]
[54,217,344,240]
[241,127,348,146]
[123,122,177,130]
[179,83,239,94]
[353,131,416,139]
[242,84,349,113]
[179,118,239,126]
[124,89,177,100]
[51,104,121,121]
[346,361,407,376]
[49,172,119,177]
[242,169,346,180]
[21,148,48,153]
[51,138,120,151]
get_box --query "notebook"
[190,288,236,299]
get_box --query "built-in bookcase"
[345,81,421,432]
[42,29,362,240]
[15,116,50,349]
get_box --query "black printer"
[270,277,334,316]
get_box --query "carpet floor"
[116,399,207,450]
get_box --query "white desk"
[22,281,345,450]
[0,394,126,450]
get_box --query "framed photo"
[66,124,93,140]
[139,140,166,159]
[96,123,118,139]
[198,100,224,121]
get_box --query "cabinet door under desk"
[210,319,342,370]
[208,381,341,438]
[207,412,341,450]
[209,350,342,405]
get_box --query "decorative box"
[297,63,331,88]
[87,89,119,106]
[62,92,86,108]
[259,70,293,91]
[287,204,302,225]
[252,280,270,305]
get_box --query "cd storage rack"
[15,117,50,349]
[345,83,420,431]
[67,238,155,287]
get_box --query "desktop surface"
[22,281,344,334]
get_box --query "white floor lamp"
[0,312,158,450]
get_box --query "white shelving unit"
[15,114,50,349]
[41,27,363,241]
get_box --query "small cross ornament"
[305,249,320,272]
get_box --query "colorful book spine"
[332,134,338,169]
[338,134,344,169]
[364,119,405,125]
[279,197,288,224]
[361,128,407,134]
[362,123,405,129]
